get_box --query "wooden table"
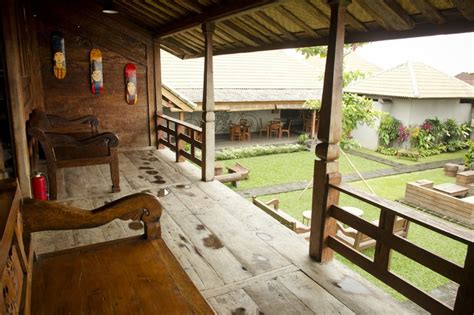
[302,206,363,225]
[433,183,469,197]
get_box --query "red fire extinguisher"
[31,173,48,200]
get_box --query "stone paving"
[238,156,464,198]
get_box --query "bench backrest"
[252,196,297,231]
[0,180,32,314]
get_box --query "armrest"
[335,221,358,238]
[47,114,99,133]
[265,198,280,210]
[22,193,162,240]
[48,132,119,148]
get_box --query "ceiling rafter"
[275,5,321,38]
[301,1,330,25]
[155,0,280,38]
[240,15,284,42]
[174,0,203,14]
[254,11,299,41]
[411,0,446,24]
[231,17,273,44]
[130,0,171,23]
[452,0,474,21]
[221,20,266,46]
[356,0,415,31]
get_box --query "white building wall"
[391,98,471,126]
[352,101,392,150]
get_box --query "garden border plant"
[216,144,306,160]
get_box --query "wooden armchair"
[259,118,268,137]
[280,120,292,138]
[28,110,120,200]
[336,216,410,251]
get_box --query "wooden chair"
[229,124,241,141]
[28,109,120,200]
[268,121,281,138]
[336,216,410,251]
[259,118,269,137]
[241,125,251,141]
[0,179,213,314]
[280,120,292,138]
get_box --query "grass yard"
[260,168,468,301]
[355,147,467,165]
[220,150,390,190]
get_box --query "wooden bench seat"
[0,179,213,314]
[28,109,120,200]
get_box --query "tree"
[299,45,379,146]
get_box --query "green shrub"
[378,114,401,147]
[464,141,474,168]
[215,144,306,160]
[297,133,310,145]
[341,137,361,150]
[377,146,398,156]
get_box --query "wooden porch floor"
[33,149,417,314]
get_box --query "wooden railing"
[321,174,473,314]
[156,114,203,167]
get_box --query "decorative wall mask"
[51,32,66,79]
[124,63,137,105]
[90,48,103,95]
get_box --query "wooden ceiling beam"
[302,1,330,25]
[254,11,299,41]
[220,20,265,46]
[345,12,368,32]
[241,15,284,42]
[411,0,446,24]
[356,0,415,31]
[203,19,474,58]
[214,27,246,48]
[275,5,321,38]
[174,0,203,14]
[155,0,280,38]
[231,18,273,44]
[453,0,474,21]
[131,0,171,22]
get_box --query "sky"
[354,32,474,76]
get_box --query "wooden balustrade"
[156,114,203,167]
[318,174,473,314]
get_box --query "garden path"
[238,158,464,198]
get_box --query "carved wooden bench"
[27,109,120,200]
[0,179,213,314]
[252,196,310,234]
[216,163,250,187]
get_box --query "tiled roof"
[345,62,474,99]
[162,49,377,103]
[456,72,474,86]
[307,52,383,78]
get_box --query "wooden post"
[309,0,347,262]
[154,39,164,149]
[2,0,32,196]
[176,125,185,163]
[201,22,215,182]
[311,110,316,139]
[454,243,474,313]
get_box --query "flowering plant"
[421,121,433,132]
[398,125,410,142]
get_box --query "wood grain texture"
[32,237,213,314]
[36,0,154,147]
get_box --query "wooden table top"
[433,183,469,197]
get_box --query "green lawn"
[260,168,468,300]
[355,147,467,165]
[220,150,390,190]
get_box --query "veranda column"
[309,0,347,262]
[154,39,164,149]
[201,22,215,181]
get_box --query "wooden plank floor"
[32,149,419,314]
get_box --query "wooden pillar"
[154,39,164,149]
[311,110,316,139]
[201,22,215,182]
[309,0,347,262]
[2,0,31,196]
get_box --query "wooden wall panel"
[36,0,155,148]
